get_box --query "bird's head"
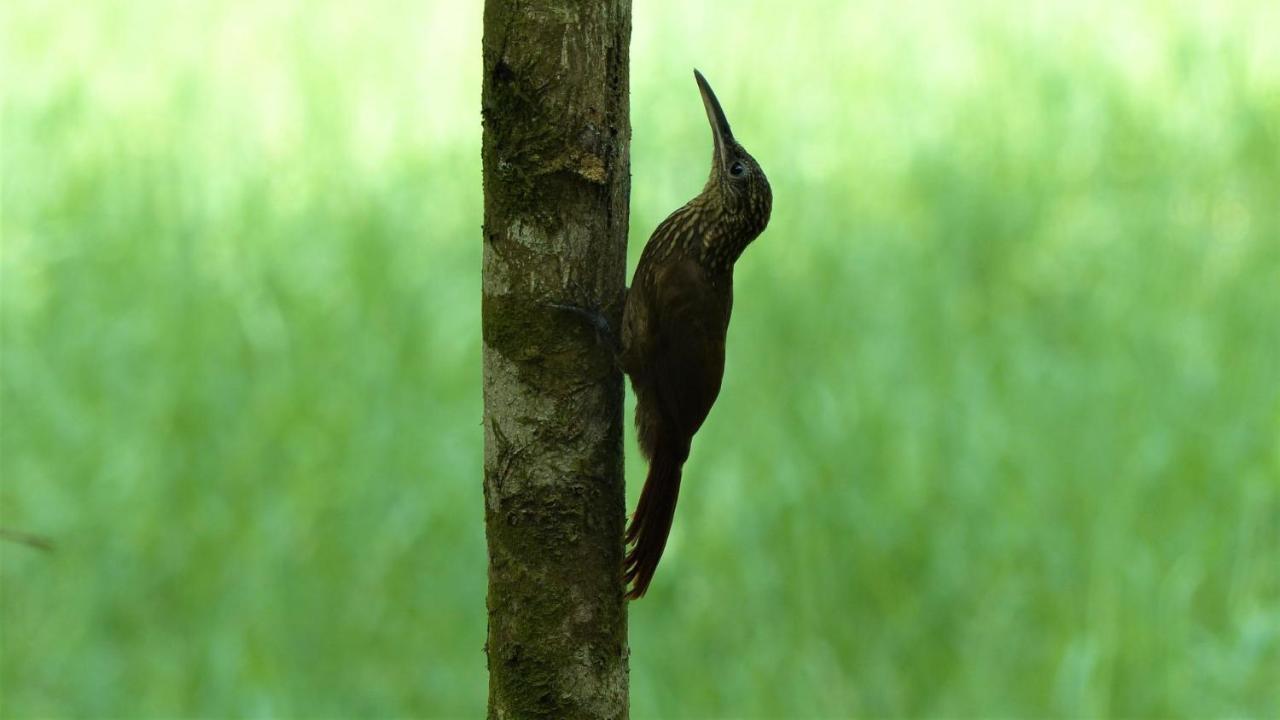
[694,69,772,262]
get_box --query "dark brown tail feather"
[624,441,688,599]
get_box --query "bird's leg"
[547,289,625,367]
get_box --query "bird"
[615,69,773,598]
[550,69,771,599]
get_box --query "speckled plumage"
[619,70,772,599]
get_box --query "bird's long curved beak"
[694,69,733,165]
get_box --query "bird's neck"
[644,192,757,276]
[689,193,759,273]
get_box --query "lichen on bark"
[480,1,632,718]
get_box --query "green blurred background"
[3,0,1279,717]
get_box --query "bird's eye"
[730,161,746,177]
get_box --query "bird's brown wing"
[648,256,729,437]
[623,256,729,598]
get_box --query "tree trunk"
[480,1,631,718]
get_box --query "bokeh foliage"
[2,0,1278,717]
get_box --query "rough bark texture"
[480,1,631,718]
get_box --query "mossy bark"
[480,1,631,718]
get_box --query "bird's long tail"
[624,440,688,599]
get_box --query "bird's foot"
[548,302,612,338]
[547,300,623,362]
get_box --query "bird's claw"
[548,302,611,336]
[547,300,622,360]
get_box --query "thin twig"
[0,528,55,552]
